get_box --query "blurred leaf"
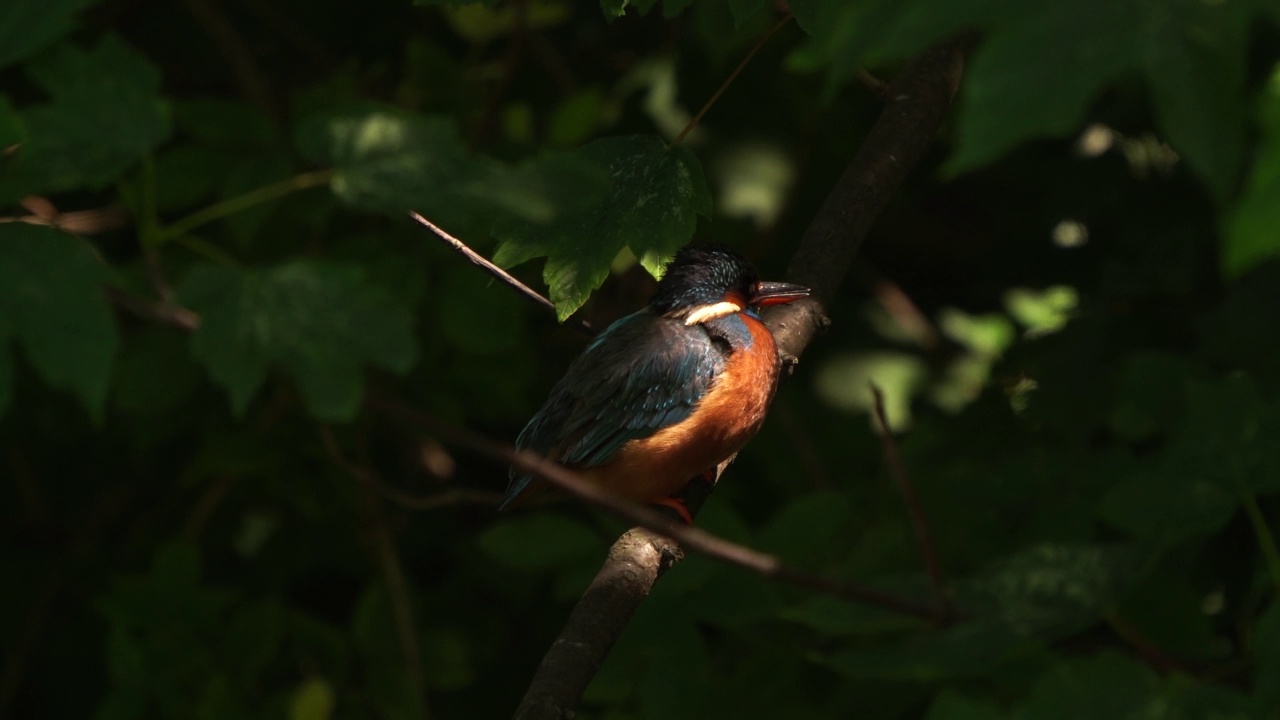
[1108,352,1191,442]
[757,490,853,567]
[727,0,770,26]
[0,96,25,147]
[824,544,1148,680]
[289,678,335,720]
[1003,286,1077,336]
[435,268,527,355]
[478,514,600,571]
[1011,652,1156,719]
[174,98,277,149]
[926,691,1006,720]
[177,260,417,421]
[1256,602,1280,708]
[0,35,170,199]
[1225,64,1280,276]
[781,593,928,636]
[493,135,712,320]
[296,106,604,230]
[0,223,117,420]
[0,0,97,70]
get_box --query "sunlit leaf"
[493,135,711,320]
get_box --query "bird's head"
[650,245,810,325]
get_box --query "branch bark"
[513,38,969,720]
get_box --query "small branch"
[367,395,947,622]
[0,205,130,235]
[408,211,595,336]
[319,426,501,511]
[322,427,431,717]
[1105,612,1191,675]
[870,383,947,616]
[105,287,202,331]
[673,13,793,146]
[856,68,890,99]
[156,169,333,245]
[472,0,530,147]
[511,36,971,717]
[178,0,281,120]
[363,488,432,720]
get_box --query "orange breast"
[586,314,781,503]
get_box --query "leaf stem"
[673,12,793,146]
[1238,484,1280,589]
[155,168,333,244]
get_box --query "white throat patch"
[681,301,743,326]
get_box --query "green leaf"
[1256,602,1280,708]
[946,1,1136,175]
[295,106,603,229]
[823,544,1148,680]
[289,678,335,720]
[493,135,712,320]
[926,691,1006,720]
[943,0,1252,201]
[477,515,600,571]
[1012,652,1157,719]
[0,224,117,420]
[727,0,770,26]
[177,260,417,421]
[0,0,98,70]
[0,35,171,200]
[1225,64,1280,276]
[296,107,480,225]
[0,96,25,148]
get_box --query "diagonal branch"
[408,212,595,336]
[512,37,970,720]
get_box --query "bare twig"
[407,211,595,336]
[365,490,432,720]
[105,287,202,331]
[856,68,890,99]
[870,383,947,617]
[367,395,947,621]
[513,36,971,718]
[178,0,281,120]
[673,13,794,146]
[0,205,130,235]
[321,427,431,717]
[319,426,502,511]
[472,0,530,147]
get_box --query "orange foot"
[654,497,694,525]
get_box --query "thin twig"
[856,68,891,99]
[408,211,595,336]
[105,287,202,331]
[870,383,947,616]
[673,13,793,146]
[320,427,431,716]
[1105,611,1192,676]
[319,426,502,511]
[363,488,432,720]
[157,169,333,245]
[368,394,950,622]
[472,0,529,147]
[178,0,281,120]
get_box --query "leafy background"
[3,0,1280,718]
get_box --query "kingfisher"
[500,244,810,523]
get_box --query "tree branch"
[512,37,970,719]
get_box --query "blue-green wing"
[501,312,723,508]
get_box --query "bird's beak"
[750,281,811,307]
